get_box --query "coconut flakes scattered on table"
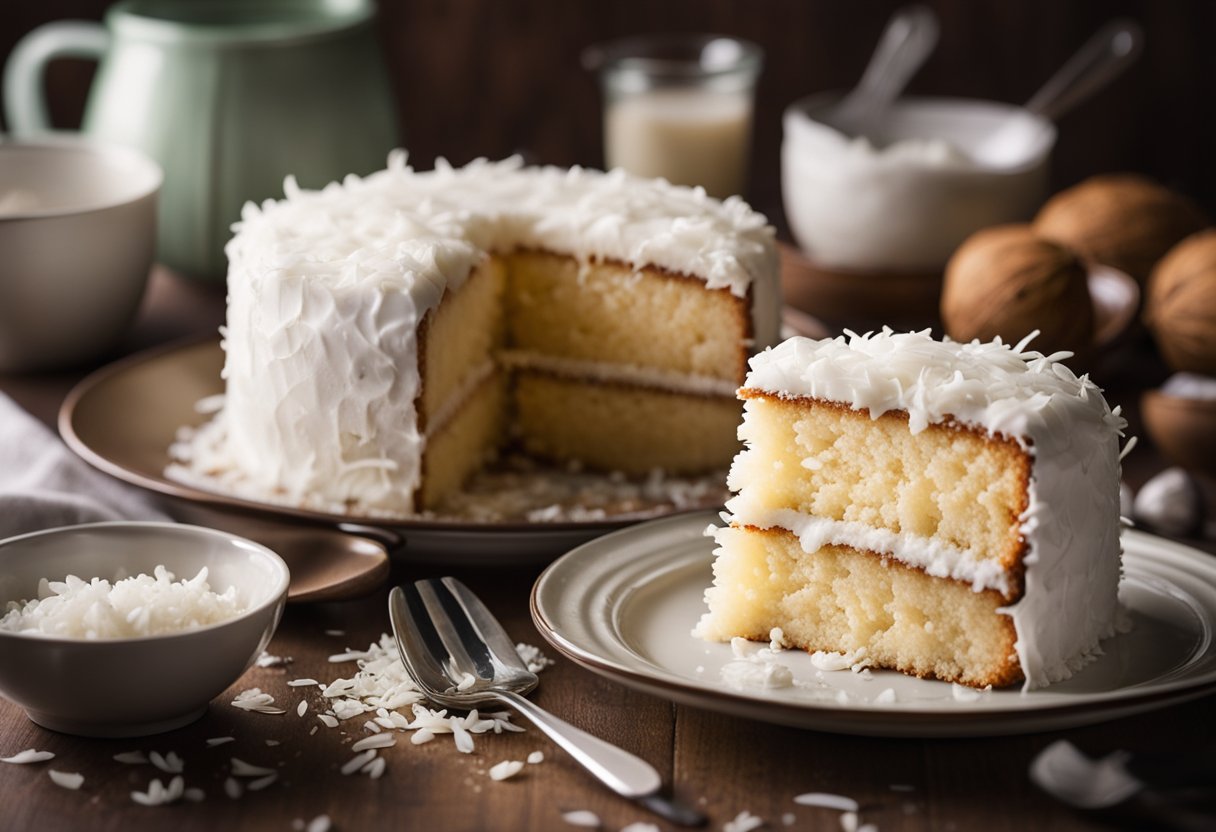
[300,816,332,832]
[793,793,860,812]
[131,776,185,807]
[621,824,661,832]
[341,749,378,775]
[325,629,346,637]
[224,778,242,800]
[515,642,555,673]
[298,700,309,717]
[230,758,276,777]
[149,750,184,774]
[49,770,84,790]
[1,749,54,764]
[351,734,397,753]
[724,810,765,832]
[488,760,524,781]
[332,698,367,720]
[205,737,235,747]
[527,751,544,764]
[318,633,541,753]
[232,687,286,715]
[561,809,602,827]
[256,652,293,668]
[288,678,320,687]
[114,751,149,764]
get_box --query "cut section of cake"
[171,154,780,516]
[695,330,1128,689]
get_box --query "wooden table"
[1,268,1213,832]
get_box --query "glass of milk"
[584,35,763,200]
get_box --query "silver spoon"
[971,19,1143,166]
[389,578,705,826]
[831,5,940,138]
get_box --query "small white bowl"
[0,522,289,737]
[0,136,161,372]
[782,94,1055,272]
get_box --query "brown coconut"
[942,224,1093,355]
[1146,229,1216,374]
[1034,174,1208,284]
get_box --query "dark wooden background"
[4,0,1214,232]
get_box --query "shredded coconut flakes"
[231,688,286,715]
[1,749,54,764]
[49,770,84,790]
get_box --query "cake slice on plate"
[696,330,1128,689]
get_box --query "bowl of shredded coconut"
[0,521,289,737]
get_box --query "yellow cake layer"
[418,371,507,511]
[505,250,750,383]
[731,392,1031,575]
[513,371,742,475]
[699,525,1022,688]
[420,256,507,427]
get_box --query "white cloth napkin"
[0,393,169,539]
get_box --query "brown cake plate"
[59,305,825,567]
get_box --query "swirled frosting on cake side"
[735,329,1128,689]
[194,154,779,514]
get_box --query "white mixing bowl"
[782,94,1055,272]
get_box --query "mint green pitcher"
[4,0,399,281]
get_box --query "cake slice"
[696,330,1127,689]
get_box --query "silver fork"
[389,578,705,826]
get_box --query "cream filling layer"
[725,502,1015,598]
[500,350,738,398]
[426,359,498,437]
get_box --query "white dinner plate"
[531,511,1216,737]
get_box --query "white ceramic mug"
[4,0,398,281]
[0,137,161,372]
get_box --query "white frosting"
[728,329,1127,689]
[194,153,779,514]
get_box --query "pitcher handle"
[4,20,110,136]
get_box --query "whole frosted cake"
[172,153,780,515]
[696,330,1128,689]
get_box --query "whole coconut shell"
[942,224,1093,355]
[1146,229,1216,374]
[1034,174,1209,284]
